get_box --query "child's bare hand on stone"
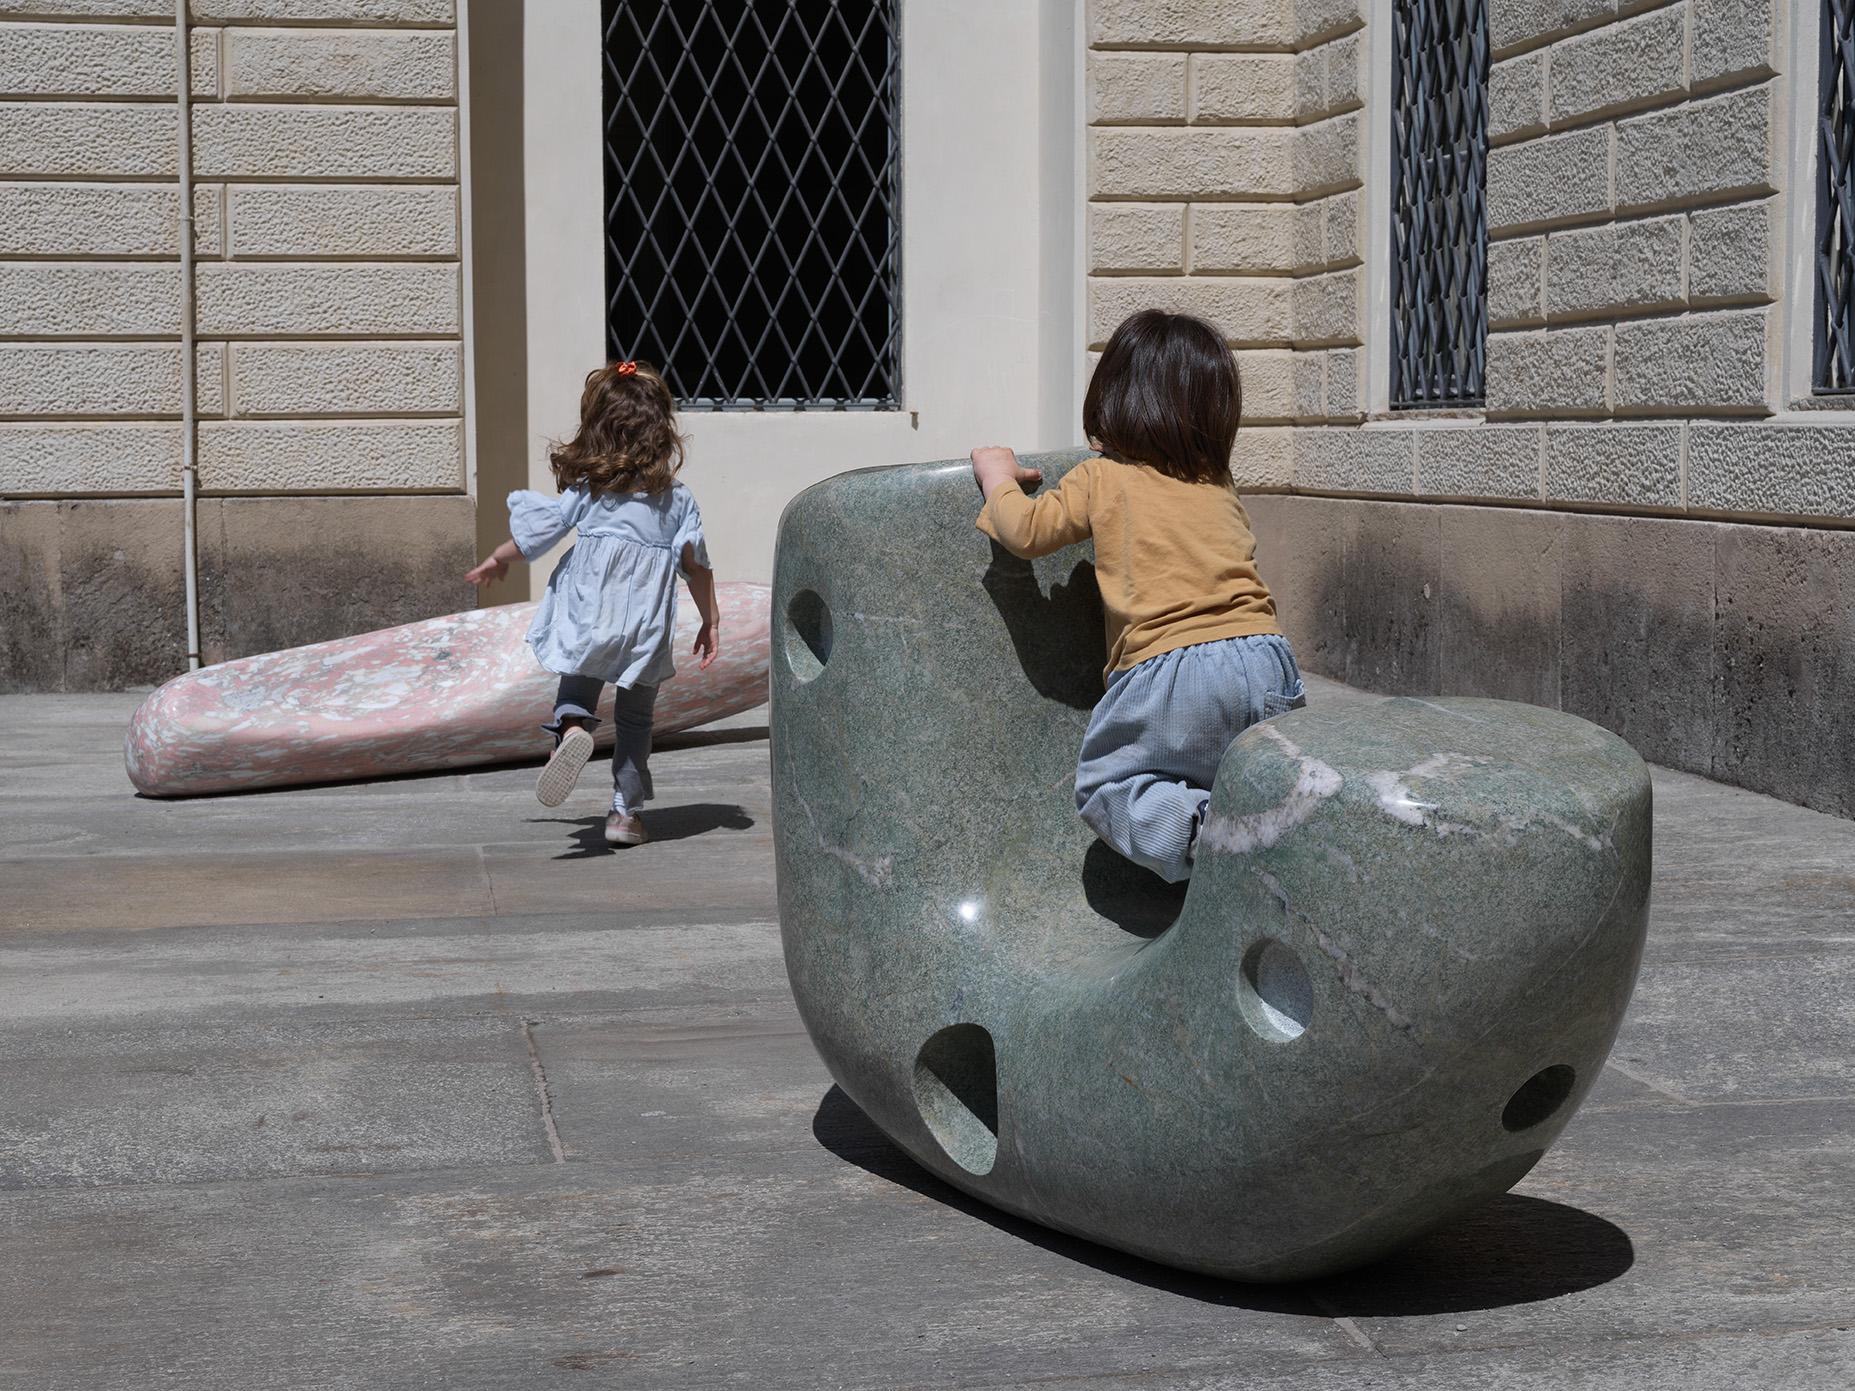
[970,446,1043,500]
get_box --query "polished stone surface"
[123,581,770,796]
[771,453,1653,1280]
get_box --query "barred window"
[1817,0,1855,390]
[1390,0,1489,408]
[602,0,901,410]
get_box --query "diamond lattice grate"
[1818,0,1855,390]
[602,0,901,410]
[1391,0,1489,409]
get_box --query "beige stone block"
[1090,128,1293,201]
[1237,349,1296,423]
[1292,268,1357,346]
[1416,424,1543,499]
[1294,112,1359,197]
[193,104,457,180]
[1488,235,1546,327]
[1691,0,1776,89]
[1612,308,1770,413]
[1544,215,1685,320]
[191,1,454,19]
[1291,200,1324,271]
[223,27,457,102]
[1487,125,1611,232]
[1087,276,1293,347]
[1688,198,1779,304]
[192,183,226,258]
[1189,204,1293,273]
[1089,0,1293,48]
[1291,351,1324,421]
[230,342,462,417]
[0,182,176,257]
[1485,325,1611,415]
[1490,0,1616,55]
[1089,204,1186,273]
[0,343,224,418]
[1614,84,1777,214]
[1545,6,1688,126]
[1293,426,1415,493]
[1089,52,1187,124]
[0,263,179,337]
[1293,0,1366,46]
[0,422,181,495]
[1191,53,1293,124]
[0,21,213,99]
[194,263,460,337]
[1325,33,1364,113]
[1230,425,1292,488]
[0,101,175,178]
[1326,347,1360,418]
[225,184,458,258]
[1490,50,1545,143]
[197,419,464,492]
[1543,421,1682,505]
[0,1,169,15]
[1687,422,1855,516]
[1293,48,1322,123]
[1323,190,1359,265]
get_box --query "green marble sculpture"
[771,451,1652,1282]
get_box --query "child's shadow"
[980,542,1104,711]
[534,803,756,858]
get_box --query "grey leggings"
[547,674,658,812]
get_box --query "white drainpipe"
[176,0,201,670]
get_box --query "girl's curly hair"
[549,360,685,496]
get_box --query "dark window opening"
[602,0,901,410]
[1390,0,1489,409]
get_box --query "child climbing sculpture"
[970,309,1304,882]
[467,360,719,846]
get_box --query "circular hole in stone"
[1502,1064,1576,1132]
[1237,938,1314,1042]
[783,588,833,682]
[912,1023,999,1176]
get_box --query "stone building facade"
[0,0,471,687]
[1088,0,1855,817]
[2,0,1852,819]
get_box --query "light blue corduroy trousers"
[1075,633,1305,884]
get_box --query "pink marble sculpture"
[125,582,771,797]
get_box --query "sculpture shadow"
[1082,839,1188,938]
[981,544,1105,711]
[654,723,769,752]
[811,1085,1633,1316]
[537,802,755,857]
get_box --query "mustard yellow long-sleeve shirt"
[976,454,1280,682]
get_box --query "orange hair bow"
[616,361,638,376]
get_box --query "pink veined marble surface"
[124,582,771,797]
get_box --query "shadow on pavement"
[537,802,757,857]
[811,1084,1633,1317]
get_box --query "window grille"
[602,0,901,410]
[1817,0,1855,390]
[1390,0,1489,408]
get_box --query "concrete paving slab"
[0,680,1850,1386]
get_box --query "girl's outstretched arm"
[682,544,721,670]
[465,538,523,586]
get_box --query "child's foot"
[604,810,649,846]
[536,726,594,807]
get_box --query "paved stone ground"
[1,676,1850,1388]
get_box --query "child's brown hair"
[549,360,685,496]
[1082,310,1242,486]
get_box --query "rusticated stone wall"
[0,0,473,690]
[1086,0,1368,487]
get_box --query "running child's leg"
[604,683,657,845]
[537,674,604,807]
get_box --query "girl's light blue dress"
[508,482,710,688]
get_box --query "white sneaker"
[536,726,594,807]
[604,810,649,846]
